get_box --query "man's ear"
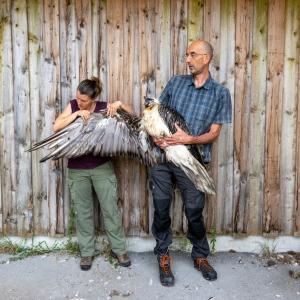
[204,54,212,64]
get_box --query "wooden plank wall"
[0,0,300,237]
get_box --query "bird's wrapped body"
[28,101,216,195]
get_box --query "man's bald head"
[189,39,214,62]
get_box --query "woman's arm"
[53,103,89,132]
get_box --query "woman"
[54,77,131,270]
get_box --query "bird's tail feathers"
[165,146,216,195]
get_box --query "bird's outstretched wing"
[27,109,165,165]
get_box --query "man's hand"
[164,124,192,145]
[152,136,169,149]
[152,124,193,149]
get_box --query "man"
[150,39,232,286]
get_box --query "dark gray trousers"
[150,163,210,259]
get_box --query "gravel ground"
[0,251,300,300]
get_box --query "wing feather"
[27,109,164,165]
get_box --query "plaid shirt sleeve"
[213,87,232,124]
[159,76,175,105]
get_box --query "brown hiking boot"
[194,257,217,281]
[111,251,131,267]
[157,253,175,286]
[80,256,93,271]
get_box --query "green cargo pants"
[68,161,127,257]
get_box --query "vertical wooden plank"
[67,0,79,98]
[0,0,14,234]
[27,0,47,235]
[59,0,69,110]
[142,0,159,235]
[154,0,171,233]
[138,0,156,107]
[169,0,188,234]
[98,0,108,102]
[203,0,220,79]
[61,0,79,233]
[91,0,100,78]
[106,0,129,232]
[171,0,188,75]
[122,0,138,235]
[0,2,2,233]
[75,0,92,79]
[11,0,33,235]
[187,0,204,42]
[92,0,108,229]
[263,0,285,234]
[156,0,171,97]
[295,26,300,236]
[155,0,173,234]
[203,0,220,232]
[59,0,71,234]
[185,1,204,233]
[107,0,123,101]
[41,0,61,236]
[233,0,253,234]
[281,0,299,235]
[247,0,268,234]
[216,0,235,234]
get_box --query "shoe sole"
[80,265,91,271]
[203,276,217,281]
[194,266,217,281]
[160,281,175,287]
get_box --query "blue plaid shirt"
[159,74,232,163]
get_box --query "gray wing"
[27,109,165,165]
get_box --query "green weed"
[210,226,217,255]
[260,242,277,258]
[0,238,61,261]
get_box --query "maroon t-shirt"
[67,99,111,169]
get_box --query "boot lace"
[81,257,91,264]
[160,255,172,275]
[195,258,213,272]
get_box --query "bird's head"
[144,97,160,110]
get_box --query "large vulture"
[28,98,216,195]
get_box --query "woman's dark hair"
[77,77,102,99]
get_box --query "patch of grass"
[260,242,277,258]
[107,255,118,268]
[0,238,61,261]
[0,238,23,254]
[210,227,217,255]
[99,238,111,256]
[63,238,80,256]
[0,237,82,261]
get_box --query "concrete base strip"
[1,235,300,253]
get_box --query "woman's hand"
[107,101,122,116]
[77,110,91,122]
